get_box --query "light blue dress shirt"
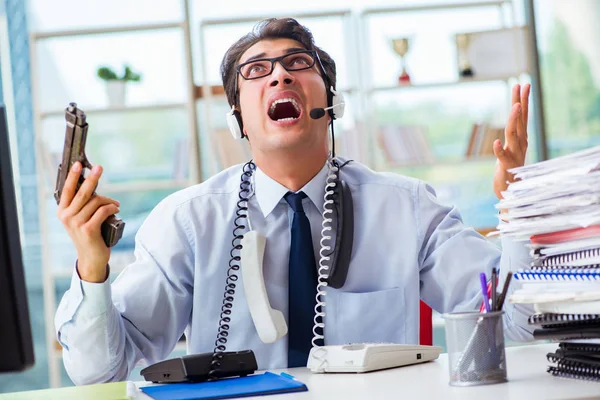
[55,160,534,385]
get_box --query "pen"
[480,272,491,312]
[496,271,513,311]
[478,281,491,313]
[491,268,497,311]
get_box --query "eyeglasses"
[236,50,318,80]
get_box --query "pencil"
[491,268,497,311]
[496,272,513,311]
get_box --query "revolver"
[54,102,125,247]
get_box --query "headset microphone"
[310,102,345,120]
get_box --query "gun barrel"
[55,103,91,204]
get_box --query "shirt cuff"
[75,262,113,317]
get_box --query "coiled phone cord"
[310,156,340,369]
[208,156,345,374]
[208,160,256,379]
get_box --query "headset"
[226,48,346,140]
[226,106,245,140]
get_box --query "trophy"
[456,33,474,78]
[392,38,411,85]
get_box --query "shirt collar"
[254,161,329,218]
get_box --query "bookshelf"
[356,0,537,231]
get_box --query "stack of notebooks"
[494,145,600,382]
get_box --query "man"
[55,18,533,385]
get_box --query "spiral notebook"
[528,313,600,328]
[556,342,600,354]
[533,324,600,340]
[514,270,600,281]
[534,247,600,268]
[546,342,600,382]
[531,266,600,272]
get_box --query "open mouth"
[268,98,301,122]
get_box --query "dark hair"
[220,18,337,108]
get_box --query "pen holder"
[442,311,507,387]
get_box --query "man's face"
[237,38,330,154]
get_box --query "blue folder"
[140,372,308,400]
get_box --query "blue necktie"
[284,191,318,367]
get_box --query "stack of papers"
[495,145,600,381]
[495,145,600,240]
[495,145,600,313]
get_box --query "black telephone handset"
[327,178,354,289]
[141,350,257,383]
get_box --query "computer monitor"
[0,104,35,372]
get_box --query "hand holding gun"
[55,103,125,282]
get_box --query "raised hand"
[493,83,531,200]
[56,161,120,282]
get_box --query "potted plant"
[97,65,142,107]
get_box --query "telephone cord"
[208,160,255,378]
[310,156,339,371]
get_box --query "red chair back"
[419,301,433,345]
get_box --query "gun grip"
[101,215,125,247]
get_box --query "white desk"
[136,344,600,400]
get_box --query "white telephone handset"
[241,230,288,343]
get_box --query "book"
[533,324,600,340]
[465,123,480,157]
[531,235,600,257]
[531,225,600,245]
[535,247,600,268]
[510,283,600,308]
[514,270,600,281]
[465,123,504,158]
[376,125,434,166]
[535,301,600,315]
[547,364,600,381]
[531,266,600,272]
[528,313,600,327]
[546,342,600,382]
[556,342,600,353]
[140,372,307,400]
[478,126,504,157]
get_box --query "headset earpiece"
[226,105,244,139]
[329,86,345,120]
